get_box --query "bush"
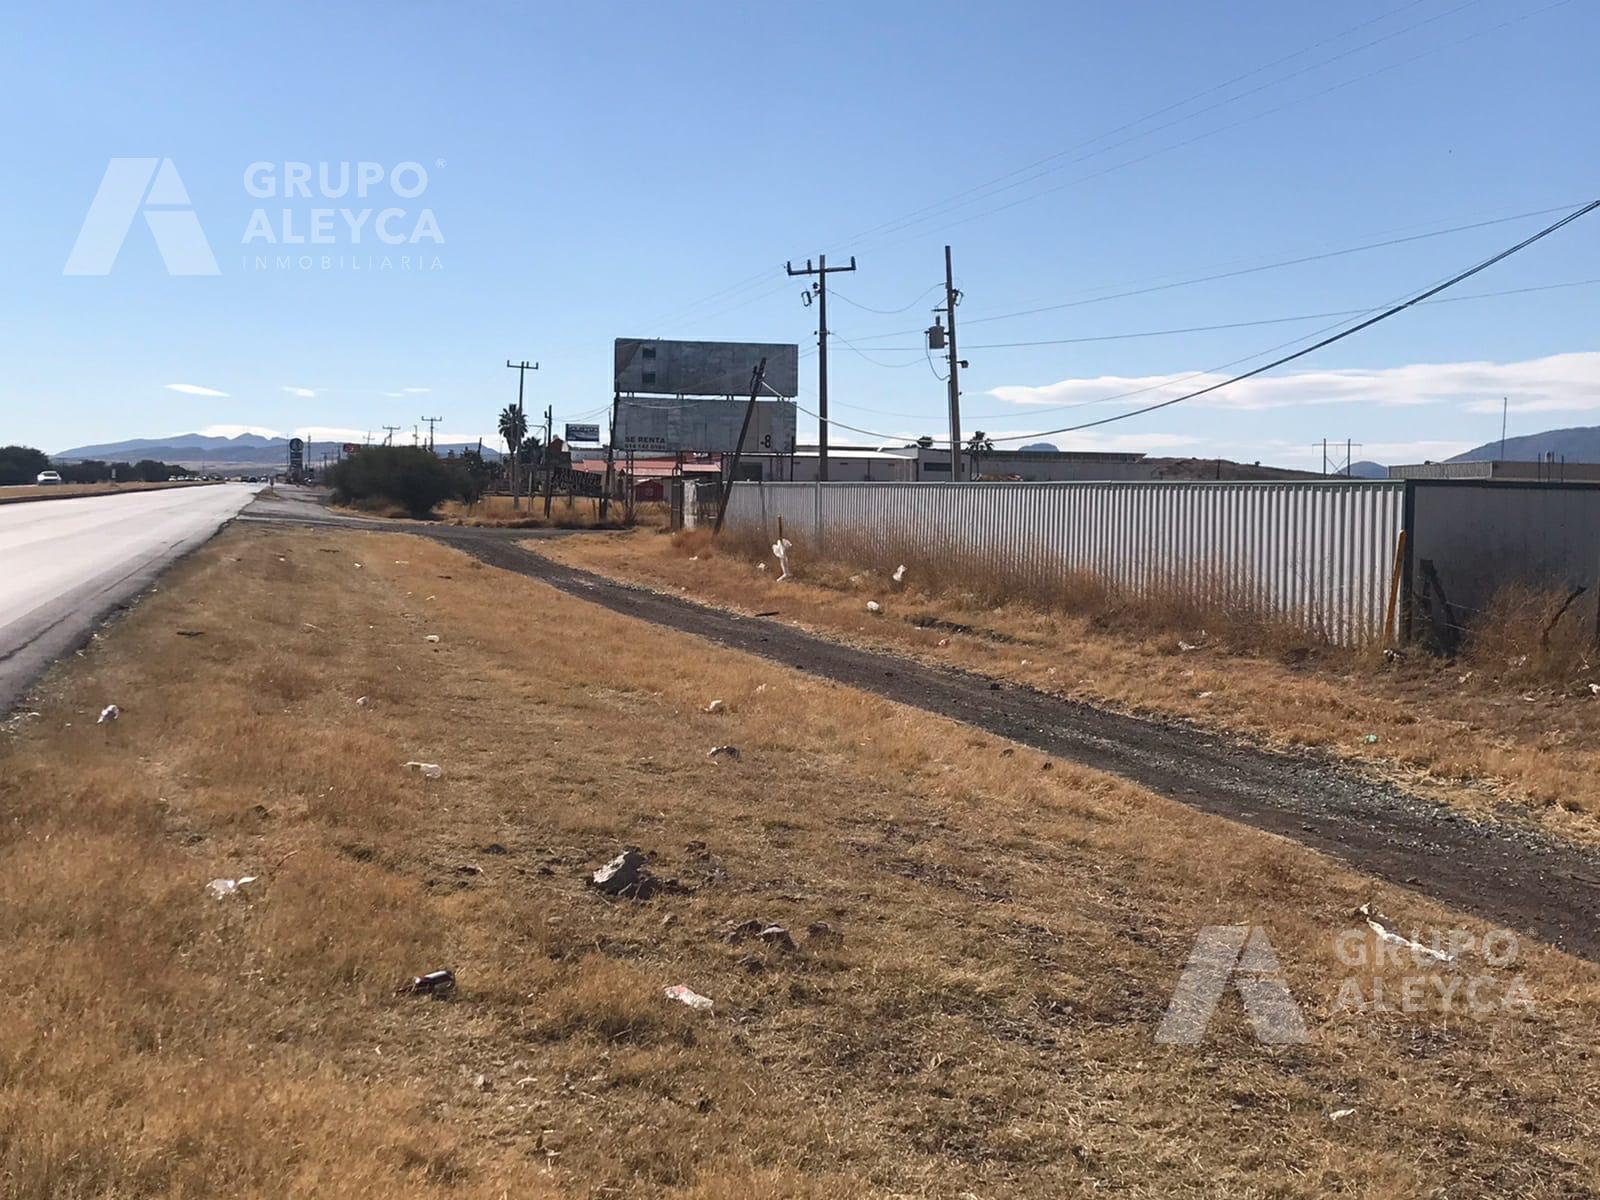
[0,445,51,485]
[325,446,470,517]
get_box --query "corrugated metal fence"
[726,480,1406,644]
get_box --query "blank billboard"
[614,338,799,398]
[614,397,797,455]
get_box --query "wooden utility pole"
[943,245,963,482]
[786,253,856,482]
[714,358,769,534]
[381,424,400,447]
[420,415,441,451]
[505,359,538,509]
[600,391,621,521]
[541,403,555,517]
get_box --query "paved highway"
[0,484,258,711]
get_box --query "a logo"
[1156,925,1309,1045]
[65,158,219,276]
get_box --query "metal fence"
[726,480,1407,644]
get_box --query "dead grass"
[3,524,1598,1196]
[0,480,214,503]
[539,528,1600,840]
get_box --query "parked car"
[36,470,62,485]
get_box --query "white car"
[35,470,62,485]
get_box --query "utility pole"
[382,424,400,447]
[506,359,539,510]
[944,245,963,482]
[786,252,856,482]
[421,415,441,452]
[601,391,621,521]
[926,247,966,480]
[1500,396,1508,461]
[541,403,554,517]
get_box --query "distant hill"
[1146,457,1323,481]
[55,432,497,470]
[1449,424,1600,464]
[1019,442,1059,452]
[1345,460,1388,479]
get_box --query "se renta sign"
[564,423,601,444]
[613,397,797,455]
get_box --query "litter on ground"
[404,761,444,779]
[664,984,713,1012]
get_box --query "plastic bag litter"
[705,700,725,714]
[771,538,793,581]
[424,634,441,643]
[1357,903,1455,964]
[206,875,257,899]
[866,601,882,614]
[664,984,713,1012]
[892,564,907,584]
[356,696,371,707]
[98,704,120,724]
[404,761,444,779]
[398,969,456,998]
[707,745,741,761]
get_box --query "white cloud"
[281,386,318,398]
[988,352,1600,414]
[164,382,230,397]
[983,430,1201,453]
[401,387,431,394]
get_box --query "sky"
[2,0,1596,467]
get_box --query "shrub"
[325,447,470,517]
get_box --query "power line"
[850,0,1489,248]
[837,276,1600,353]
[795,201,1599,442]
[636,0,1511,335]
[827,282,943,315]
[987,199,1600,442]
[838,202,1583,344]
[857,0,1575,256]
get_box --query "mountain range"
[54,432,498,470]
[1448,424,1600,463]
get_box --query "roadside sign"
[614,338,799,398]
[565,423,601,444]
[288,437,305,474]
[614,397,796,455]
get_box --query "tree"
[498,404,528,507]
[965,430,993,479]
[0,445,51,485]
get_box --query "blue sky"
[3,0,1595,466]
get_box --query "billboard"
[614,397,797,455]
[565,423,601,444]
[614,338,799,398]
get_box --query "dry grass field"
[431,495,668,530]
[3,523,1598,1196]
[537,528,1600,843]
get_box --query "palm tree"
[965,430,993,479]
[498,405,527,507]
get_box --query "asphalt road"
[0,484,259,712]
